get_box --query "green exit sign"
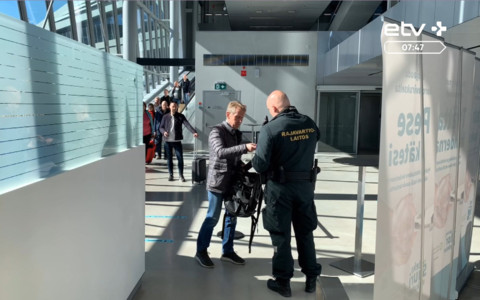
[215,82,226,90]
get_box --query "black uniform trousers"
[262,180,321,281]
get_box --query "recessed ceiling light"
[250,16,277,20]
[255,10,263,14]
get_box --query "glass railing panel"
[0,14,143,195]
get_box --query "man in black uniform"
[252,90,322,297]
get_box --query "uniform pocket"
[305,202,318,232]
[262,206,280,233]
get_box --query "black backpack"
[221,169,264,253]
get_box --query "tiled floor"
[134,151,480,300]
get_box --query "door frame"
[315,85,381,154]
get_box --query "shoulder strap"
[248,173,264,253]
[147,111,154,129]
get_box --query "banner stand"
[330,155,378,278]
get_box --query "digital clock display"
[401,43,424,52]
[384,41,446,55]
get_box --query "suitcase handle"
[193,136,207,159]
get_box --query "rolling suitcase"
[146,140,156,164]
[192,139,207,184]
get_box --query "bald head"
[266,90,291,118]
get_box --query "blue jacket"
[154,110,167,135]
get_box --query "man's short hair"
[227,101,246,114]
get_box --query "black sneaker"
[179,175,186,182]
[305,276,317,293]
[267,279,291,297]
[195,251,214,268]
[168,175,174,181]
[220,252,245,265]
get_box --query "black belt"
[283,171,313,182]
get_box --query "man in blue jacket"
[159,102,198,182]
[195,101,256,268]
[252,90,322,297]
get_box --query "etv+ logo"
[431,21,447,36]
[384,21,447,37]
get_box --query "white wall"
[195,31,318,149]
[0,147,145,300]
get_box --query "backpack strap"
[248,174,264,253]
[220,212,227,241]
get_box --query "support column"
[170,0,179,82]
[122,1,137,63]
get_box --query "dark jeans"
[165,141,184,176]
[155,135,164,158]
[183,93,190,105]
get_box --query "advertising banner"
[454,57,480,290]
[376,24,431,299]
[422,34,461,300]
[375,20,479,300]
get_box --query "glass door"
[317,92,359,153]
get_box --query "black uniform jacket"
[252,106,320,175]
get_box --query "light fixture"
[250,16,277,20]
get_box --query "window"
[203,54,309,66]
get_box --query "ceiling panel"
[225,1,332,30]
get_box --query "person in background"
[252,90,322,297]
[153,96,161,113]
[171,81,182,105]
[180,74,191,105]
[143,102,154,157]
[160,89,171,107]
[147,103,156,121]
[195,101,256,268]
[155,100,170,159]
[159,101,198,182]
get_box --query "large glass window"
[90,3,103,46]
[73,1,91,46]
[318,92,359,153]
[0,0,174,101]
[25,1,48,26]
[52,1,69,35]
[0,2,21,19]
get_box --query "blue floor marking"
[145,239,174,243]
[145,215,187,219]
